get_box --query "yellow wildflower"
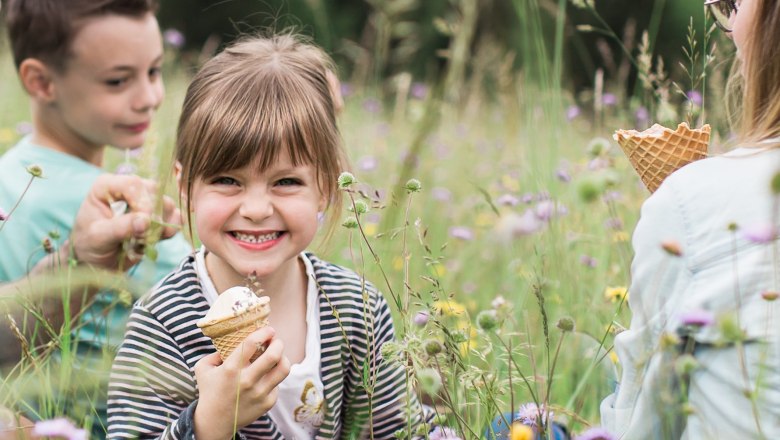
[510,422,534,440]
[608,351,619,365]
[433,300,466,317]
[431,263,447,277]
[363,222,378,237]
[612,231,630,242]
[392,256,404,271]
[475,212,495,227]
[501,174,520,192]
[604,286,628,302]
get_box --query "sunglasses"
[705,0,738,32]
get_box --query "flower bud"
[337,172,356,189]
[762,291,779,302]
[661,240,683,257]
[349,199,369,214]
[26,164,44,178]
[341,216,359,229]
[424,339,443,356]
[405,178,422,193]
[477,310,499,331]
[556,316,575,332]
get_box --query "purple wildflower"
[566,105,581,121]
[362,97,381,114]
[588,157,610,171]
[602,191,622,203]
[556,168,572,183]
[679,309,715,328]
[498,210,544,238]
[535,191,551,201]
[413,311,430,326]
[429,426,462,440]
[16,121,33,135]
[431,187,452,202]
[162,28,185,49]
[521,193,535,204]
[115,162,137,175]
[449,226,474,241]
[0,206,7,222]
[576,427,617,440]
[580,254,598,268]
[410,82,428,100]
[535,200,567,221]
[340,82,354,98]
[496,193,520,206]
[356,155,377,172]
[604,217,623,230]
[515,402,554,426]
[687,90,703,107]
[741,222,778,244]
[602,93,617,107]
[635,106,650,127]
[33,418,88,440]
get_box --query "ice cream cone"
[614,122,710,193]
[197,288,271,362]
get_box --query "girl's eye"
[211,176,239,186]
[105,78,129,87]
[276,177,302,186]
[149,66,162,79]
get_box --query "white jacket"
[601,145,780,439]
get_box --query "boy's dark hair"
[4,0,159,71]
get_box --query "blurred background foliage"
[156,0,708,94]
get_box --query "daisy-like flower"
[429,426,462,440]
[604,286,628,303]
[576,426,617,440]
[515,402,554,426]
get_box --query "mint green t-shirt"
[0,137,192,434]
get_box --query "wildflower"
[576,426,617,440]
[162,28,185,49]
[612,231,629,243]
[42,237,54,254]
[362,97,381,113]
[429,426,462,440]
[660,331,681,349]
[340,82,354,98]
[349,200,369,215]
[413,311,430,326]
[477,310,499,331]
[604,217,623,230]
[491,295,508,309]
[449,226,474,241]
[661,240,683,256]
[602,190,622,203]
[679,309,715,328]
[587,138,611,157]
[405,178,422,193]
[0,206,7,222]
[26,164,44,178]
[604,286,628,302]
[635,106,650,127]
[719,314,746,343]
[433,300,466,317]
[675,354,699,376]
[496,210,544,239]
[115,162,137,175]
[510,422,535,440]
[337,172,356,189]
[602,93,617,107]
[356,155,377,172]
[556,316,575,332]
[535,200,567,222]
[431,187,452,202]
[341,216,359,229]
[515,402,554,426]
[555,168,571,183]
[16,121,33,135]
[410,82,428,100]
[417,367,442,395]
[741,222,778,244]
[580,254,598,268]
[762,291,779,301]
[566,105,581,121]
[33,418,88,440]
[424,340,443,356]
[686,90,703,107]
[497,193,520,206]
[577,177,603,203]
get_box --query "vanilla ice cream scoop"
[197,286,271,361]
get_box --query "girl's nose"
[238,190,274,221]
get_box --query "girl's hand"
[193,326,291,440]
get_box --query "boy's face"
[46,12,164,154]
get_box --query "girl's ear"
[19,59,56,103]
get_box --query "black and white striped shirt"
[107,253,432,439]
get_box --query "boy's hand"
[71,173,182,270]
[193,327,291,440]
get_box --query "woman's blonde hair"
[175,32,347,239]
[737,0,780,143]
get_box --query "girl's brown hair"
[175,32,347,239]
[738,0,780,143]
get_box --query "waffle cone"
[614,122,710,193]
[197,298,270,362]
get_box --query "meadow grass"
[0,10,728,437]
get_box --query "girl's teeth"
[234,232,280,243]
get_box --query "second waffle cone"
[614,122,710,193]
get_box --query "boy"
[0,0,191,436]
